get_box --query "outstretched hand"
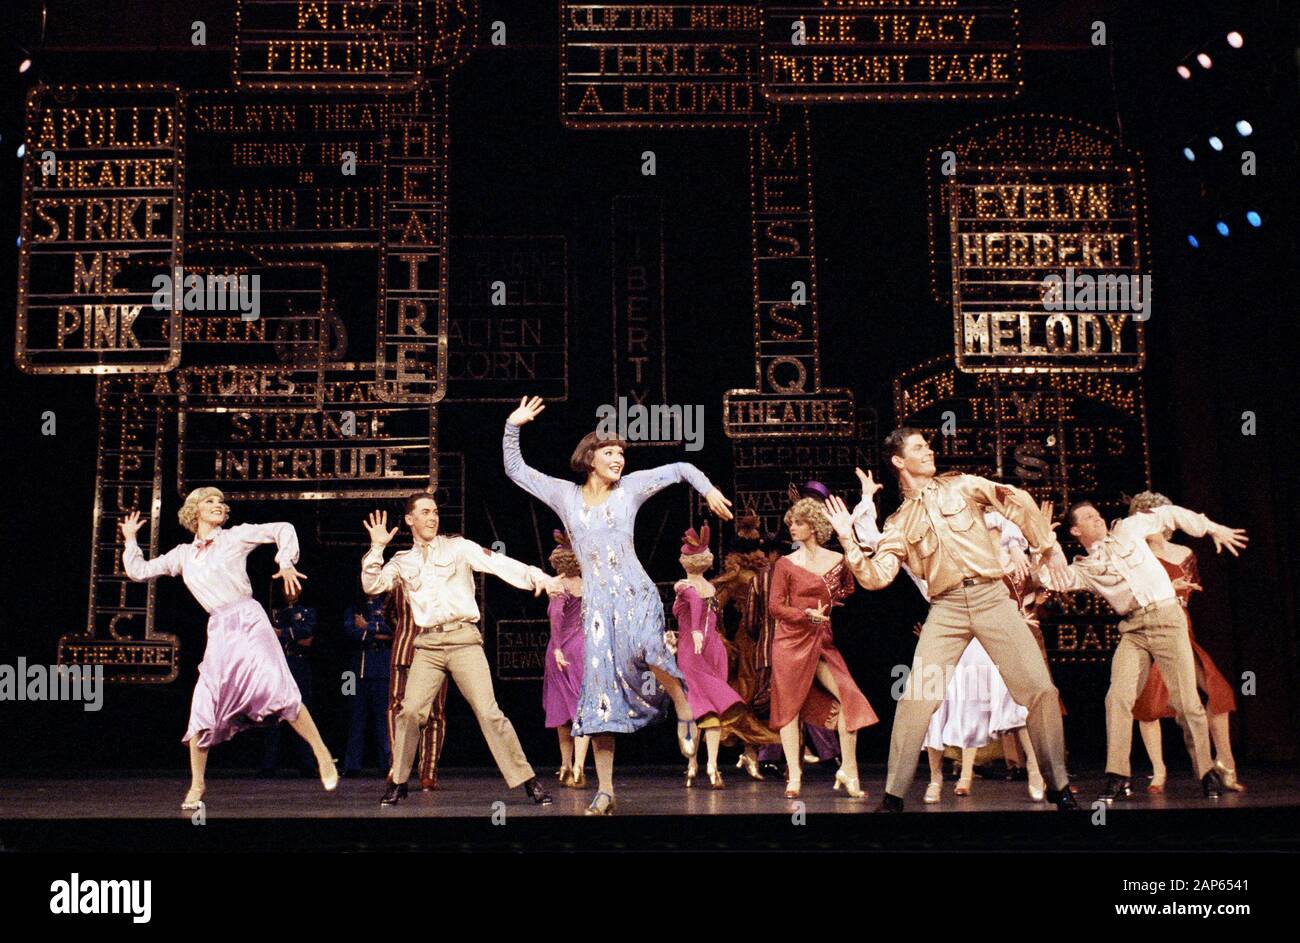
[705,488,734,521]
[119,509,147,542]
[363,510,399,546]
[273,565,308,598]
[854,466,883,503]
[1210,524,1248,557]
[822,494,854,540]
[507,395,545,427]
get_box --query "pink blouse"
[123,522,300,614]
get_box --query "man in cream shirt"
[363,493,562,806]
[1044,500,1247,803]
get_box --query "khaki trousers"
[1104,600,1213,779]
[886,579,1069,798]
[388,623,535,789]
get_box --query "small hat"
[680,523,711,556]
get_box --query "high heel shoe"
[1146,770,1166,795]
[585,791,616,815]
[954,779,973,797]
[735,754,765,781]
[1028,772,1046,802]
[1214,760,1245,792]
[676,719,698,758]
[558,767,574,787]
[784,779,801,799]
[923,782,942,804]
[684,759,698,788]
[320,757,340,792]
[181,785,205,811]
[708,768,725,790]
[832,769,866,799]
[570,768,588,789]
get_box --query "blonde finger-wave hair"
[784,496,833,545]
[178,486,229,533]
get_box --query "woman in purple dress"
[120,488,338,810]
[543,530,591,788]
[671,524,744,789]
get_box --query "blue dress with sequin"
[503,423,715,735]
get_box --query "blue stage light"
[1246,211,1261,227]
[1208,136,1223,151]
[1215,221,1230,237]
[1187,234,1200,248]
[1236,120,1253,136]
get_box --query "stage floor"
[2,764,1297,852]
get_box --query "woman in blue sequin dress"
[503,396,734,814]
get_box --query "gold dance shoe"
[832,769,866,799]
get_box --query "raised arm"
[1118,505,1246,557]
[502,397,576,516]
[958,476,1058,556]
[622,461,715,512]
[119,510,184,582]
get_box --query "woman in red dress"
[767,492,878,799]
[1129,492,1244,793]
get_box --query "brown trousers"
[1105,600,1213,779]
[388,623,535,789]
[886,579,1069,798]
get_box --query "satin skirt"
[923,638,1028,751]
[183,596,303,749]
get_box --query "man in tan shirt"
[362,493,562,806]
[1044,500,1247,802]
[824,427,1077,811]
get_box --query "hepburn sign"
[894,354,1151,663]
[17,85,185,374]
[561,3,766,127]
[233,0,432,91]
[762,1,1022,102]
[930,115,1150,373]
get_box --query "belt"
[416,619,477,635]
[1127,598,1176,618]
[961,576,995,587]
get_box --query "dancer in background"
[1042,498,1247,802]
[1127,492,1245,794]
[120,491,337,810]
[824,428,1075,812]
[342,582,393,777]
[544,530,591,788]
[363,495,559,806]
[711,510,781,780]
[671,524,744,788]
[503,396,734,815]
[767,495,878,800]
[261,583,317,777]
[385,576,449,790]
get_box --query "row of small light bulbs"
[1175,30,1244,79]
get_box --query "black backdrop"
[0,0,1295,775]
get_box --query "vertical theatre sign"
[930,115,1150,373]
[762,1,1021,102]
[561,3,766,127]
[17,84,185,373]
[612,196,669,440]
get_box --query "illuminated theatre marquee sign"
[894,355,1151,663]
[16,84,184,374]
[561,3,767,127]
[930,115,1150,373]
[725,104,854,439]
[178,365,436,500]
[57,378,178,683]
[762,1,1022,103]
[233,0,432,91]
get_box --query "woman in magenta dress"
[120,488,338,810]
[543,530,591,788]
[671,524,744,789]
[1128,492,1244,793]
[767,494,878,799]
